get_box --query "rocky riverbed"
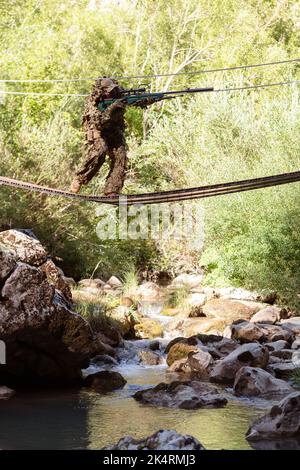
[0,229,300,450]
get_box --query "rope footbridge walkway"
[1,170,300,206]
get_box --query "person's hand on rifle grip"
[134,97,158,108]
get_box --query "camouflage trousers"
[76,130,127,195]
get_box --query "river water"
[0,301,296,450]
[0,347,273,450]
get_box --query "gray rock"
[292,337,300,350]
[233,366,293,398]
[134,381,227,409]
[186,293,207,308]
[106,276,122,288]
[226,321,294,344]
[210,343,269,385]
[225,321,265,343]
[203,299,261,321]
[280,319,300,336]
[149,340,160,351]
[248,438,300,450]
[103,429,205,450]
[246,392,300,440]
[188,349,214,374]
[216,338,240,356]
[0,229,47,266]
[136,281,162,300]
[268,362,298,379]
[0,241,100,385]
[168,358,192,374]
[91,354,118,366]
[265,340,290,352]
[250,306,281,325]
[270,349,294,361]
[84,370,126,392]
[0,246,16,281]
[138,350,163,365]
[78,278,105,289]
[267,325,294,343]
[171,273,203,289]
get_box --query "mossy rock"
[134,318,163,339]
[166,342,198,366]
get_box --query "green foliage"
[167,286,190,310]
[0,0,300,307]
[291,368,300,388]
[121,265,140,298]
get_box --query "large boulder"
[134,381,227,409]
[0,230,72,304]
[233,367,293,398]
[183,318,227,337]
[246,392,300,440]
[0,229,47,265]
[103,429,205,450]
[202,298,262,322]
[225,321,294,344]
[210,343,269,384]
[0,230,100,385]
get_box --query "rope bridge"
[1,170,300,206]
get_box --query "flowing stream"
[0,301,295,450]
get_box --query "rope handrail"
[0,58,299,83]
[1,170,299,206]
[0,80,299,98]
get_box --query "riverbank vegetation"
[0,0,299,308]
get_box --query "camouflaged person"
[70,77,154,196]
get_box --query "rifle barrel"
[159,87,213,96]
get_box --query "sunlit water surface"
[0,364,272,450]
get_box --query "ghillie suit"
[70,78,128,195]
